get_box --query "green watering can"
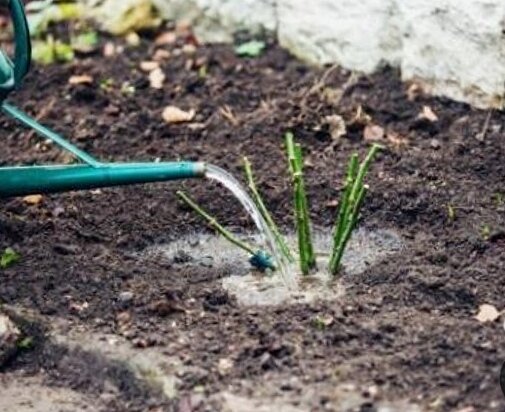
[0,0,276,271]
[0,0,205,199]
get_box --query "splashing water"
[205,164,294,287]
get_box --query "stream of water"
[205,164,294,287]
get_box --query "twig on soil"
[176,191,255,255]
[476,110,493,141]
[243,156,294,263]
[329,144,381,276]
[286,132,316,275]
[219,105,240,127]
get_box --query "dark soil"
[1,22,505,412]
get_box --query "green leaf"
[32,40,55,64]
[18,337,34,350]
[71,31,99,53]
[32,37,74,65]
[234,40,266,57]
[1,247,20,269]
[54,41,75,62]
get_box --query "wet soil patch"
[0,24,504,411]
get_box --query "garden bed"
[1,26,504,411]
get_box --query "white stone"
[277,0,401,72]
[151,0,276,42]
[0,313,20,365]
[93,0,505,108]
[397,0,505,108]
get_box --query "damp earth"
[0,23,504,412]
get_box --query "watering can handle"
[0,0,31,98]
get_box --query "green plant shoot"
[176,191,275,271]
[329,144,381,276]
[243,157,294,263]
[286,132,316,275]
[1,247,20,269]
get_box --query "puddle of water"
[150,228,403,307]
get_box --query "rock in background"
[0,312,21,367]
[85,0,505,109]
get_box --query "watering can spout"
[0,162,206,198]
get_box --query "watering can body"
[0,0,205,199]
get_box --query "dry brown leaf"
[351,105,372,126]
[475,304,500,323]
[149,68,165,89]
[152,49,171,62]
[68,75,93,85]
[23,194,43,205]
[406,83,422,101]
[155,31,177,46]
[418,105,438,122]
[182,44,197,55]
[325,114,346,140]
[139,60,160,72]
[162,106,195,124]
[326,199,339,208]
[219,105,239,126]
[386,131,408,147]
[363,124,385,141]
[103,42,116,57]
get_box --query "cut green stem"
[176,190,255,255]
[243,156,294,263]
[286,132,316,275]
[329,144,381,276]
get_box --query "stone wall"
[151,0,505,109]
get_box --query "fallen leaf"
[386,131,408,147]
[406,83,422,101]
[418,105,438,122]
[149,68,165,89]
[475,304,500,323]
[363,124,385,141]
[162,106,195,124]
[68,75,93,85]
[155,31,177,46]
[139,60,160,72]
[103,42,116,57]
[325,114,346,140]
[152,49,171,62]
[182,44,197,55]
[23,194,43,205]
[326,199,339,208]
[349,104,372,127]
[219,105,239,126]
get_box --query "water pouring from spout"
[204,164,295,287]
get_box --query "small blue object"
[249,250,276,272]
